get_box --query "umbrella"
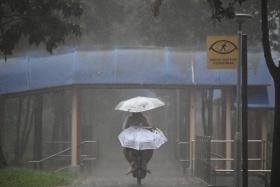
[115,96,165,112]
[118,126,168,150]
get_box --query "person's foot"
[125,165,134,175]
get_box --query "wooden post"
[71,89,79,168]
[189,89,196,171]
[225,89,232,170]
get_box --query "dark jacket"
[122,113,149,129]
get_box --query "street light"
[234,12,252,187]
[235,13,253,31]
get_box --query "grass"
[0,167,77,187]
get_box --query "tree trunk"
[0,98,7,168]
[14,97,23,165]
[21,96,33,156]
[0,146,6,168]
[201,89,208,136]
[270,83,280,187]
[261,0,280,186]
[51,92,61,152]
[33,94,43,169]
[14,96,34,165]
[201,89,214,137]
[207,90,213,137]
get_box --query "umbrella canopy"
[118,126,168,150]
[115,96,165,112]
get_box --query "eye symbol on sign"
[209,40,238,54]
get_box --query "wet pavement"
[71,131,206,187]
[71,161,206,187]
[73,174,206,187]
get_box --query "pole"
[234,29,242,187]
[234,13,251,187]
[241,34,248,187]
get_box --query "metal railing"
[192,138,270,186]
[28,140,98,171]
[176,141,190,173]
[176,141,190,162]
[210,139,267,170]
[194,136,213,184]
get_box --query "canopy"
[0,47,273,95]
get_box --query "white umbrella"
[118,126,168,150]
[115,96,165,113]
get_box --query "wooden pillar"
[189,89,196,170]
[225,89,232,169]
[71,89,79,168]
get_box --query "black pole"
[241,34,248,187]
[235,30,242,187]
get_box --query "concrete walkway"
[73,175,205,187]
[70,161,206,187]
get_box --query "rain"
[0,1,279,187]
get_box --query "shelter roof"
[0,47,273,95]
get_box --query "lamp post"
[234,13,252,187]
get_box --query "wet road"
[72,162,206,187]
[74,175,205,187]
[72,128,206,187]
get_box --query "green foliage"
[0,167,77,187]
[207,0,236,21]
[207,0,280,51]
[0,0,83,57]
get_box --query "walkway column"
[225,89,232,170]
[189,89,196,170]
[71,88,79,169]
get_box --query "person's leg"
[144,149,153,163]
[141,150,153,173]
[124,148,136,174]
[124,148,133,163]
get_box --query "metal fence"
[194,136,215,184]
[210,139,268,170]
[193,137,270,186]
[176,141,190,173]
[28,140,98,171]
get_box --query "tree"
[0,0,83,58]
[0,0,83,168]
